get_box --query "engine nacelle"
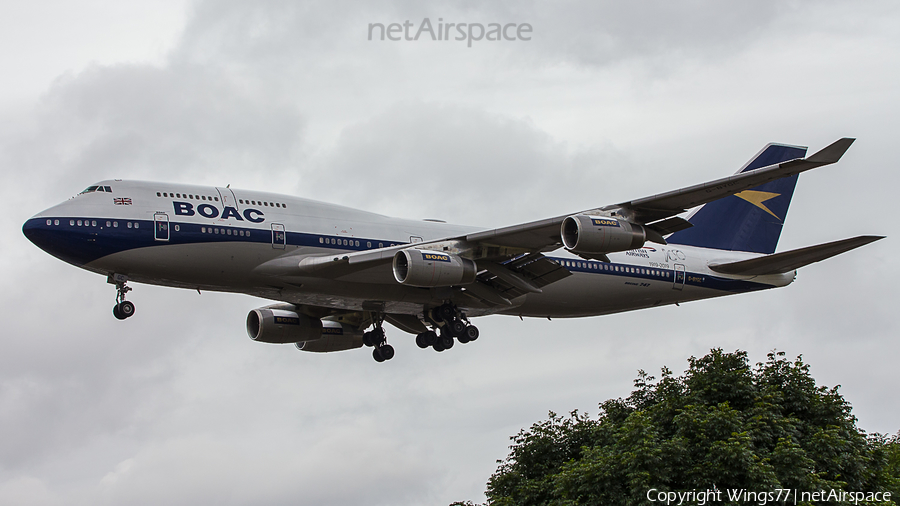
[295,321,363,353]
[392,249,477,287]
[246,304,323,344]
[561,215,647,254]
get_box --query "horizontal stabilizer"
[708,235,884,276]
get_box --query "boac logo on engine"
[172,201,265,223]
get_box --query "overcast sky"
[1,1,898,505]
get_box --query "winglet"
[805,137,855,164]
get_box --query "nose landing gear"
[108,273,135,320]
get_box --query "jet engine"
[247,304,364,352]
[296,320,363,353]
[246,304,323,344]
[561,215,647,254]
[392,249,476,287]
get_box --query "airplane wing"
[708,235,884,276]
[466,138,855,248]
[253,138,858,306]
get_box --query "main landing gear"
[415,303,479,353]
[363,320,395,362]
[363,304,479,363]
[109,273,136,320]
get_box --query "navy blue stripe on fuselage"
[22,217,408,267]
[547,257,771,293]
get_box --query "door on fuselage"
[673,264,685,290]
[154,213,169,241]
[271,223,286,249]
[215,187,237,209]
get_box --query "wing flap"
[708,235,884,276]
[473,254,571,302]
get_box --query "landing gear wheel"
[464,325,479,342]
[433,340,446,352]
[448,319,466,337]
[373,348,386,362]
[378,344,395,361]
[113,301,134,320]
[438,304,455,322]
[416,330,437,349]
[118,301,135,318]
[364,327,386,347]
[440,334,454,350]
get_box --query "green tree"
[481,349,899,506]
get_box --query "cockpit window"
[79,185,113,195]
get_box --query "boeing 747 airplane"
[23,138,883,362]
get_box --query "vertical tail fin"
[666,143,808,254]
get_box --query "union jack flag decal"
[114,197,132,205]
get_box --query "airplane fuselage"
[23,180,792,320]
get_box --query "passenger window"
[134,222,139,228]
[157,192,161,197]
[106,221,111,227]
[54,220,59,226]
[175,225,180,232]
[367,241,371,248]
[319,237,323,243]
[127,222,132,228]
[92,220,97,226]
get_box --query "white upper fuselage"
[23,180,793,319]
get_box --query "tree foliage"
[481,349,900,506]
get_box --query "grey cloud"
[309,101,630,225]
[3,63,304,202]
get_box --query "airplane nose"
[22,217,47,248]
[22,216,89,267]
